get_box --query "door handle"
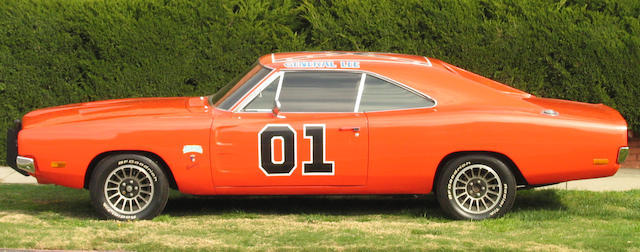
[339,127,360,132]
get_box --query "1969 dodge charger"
[6,52,629,220]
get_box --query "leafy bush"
[302,0,640,127]
[1,0,638,163]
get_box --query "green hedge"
[1,0,639,164]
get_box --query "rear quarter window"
[358,75,434,112]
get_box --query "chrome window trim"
[233,69,438,113]
[423,56,433,67]
[225,66,275,111]
[232,71,283,112]
[243,109,272,112]
[353,73,366,113]
[215,64,275,112]
[274,72,284,110]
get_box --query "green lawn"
[0,184,638,251]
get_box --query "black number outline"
[258,123,336,176]
[302,124,335,175]
[258,124,297,176]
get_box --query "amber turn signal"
[592,159,609,165]
[51,161,66,168]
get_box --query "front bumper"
[6,119,31,176]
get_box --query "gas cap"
[542,109,559,116]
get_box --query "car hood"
[22,97,206,129]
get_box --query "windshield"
[210,63,272,110]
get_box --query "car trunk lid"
[524,97,626,125]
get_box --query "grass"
[0,185,639,251]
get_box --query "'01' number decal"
[258,124,334,176]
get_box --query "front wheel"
[89,154,169,220]
[436,155,516,220]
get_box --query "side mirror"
[272,101,285,118]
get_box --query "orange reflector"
[51,161,66,168]
[593,159,609,165]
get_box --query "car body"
[6,51,629,220]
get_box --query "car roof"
[258,52,530,105]
[259,51,434,68]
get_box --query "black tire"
[435,154,516,220]
[89,154,169,220]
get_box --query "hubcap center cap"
[467,179,487,198]
[119,179,140,197]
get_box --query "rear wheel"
[436,154,516,220]
[89,154,169,220]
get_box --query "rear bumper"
[618,147,629,164]
[6,119,30,176]
[16,156,35,174]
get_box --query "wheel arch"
[432,151,528,193]
[83,150,178,190]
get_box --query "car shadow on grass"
[513,189,566,212]
[163,194,447,219]
[0,185,565,220]
[162,189,566,219]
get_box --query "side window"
[244,77,280,111]
[358,75,434,112]
[278,72,360,112]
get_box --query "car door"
[211,71,368,187]
[356,74,438,193]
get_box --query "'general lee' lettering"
[283,61,360,69]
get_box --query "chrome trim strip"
[618,147,630,164]
[214,62,275,112]
[243,109,272,112]
[234,72,283,112]
[423,56,433,67]
[16,156,35,174]
[274,73,284,110]
[227,67,276,111]
[353,73,366,112]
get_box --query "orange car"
[6,52,629,220]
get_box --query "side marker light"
[593,159,609,165]
[51,161,66,168]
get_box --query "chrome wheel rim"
[104,164,154,215]
[452,164,503,214]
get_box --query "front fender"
[18,114,214,194]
